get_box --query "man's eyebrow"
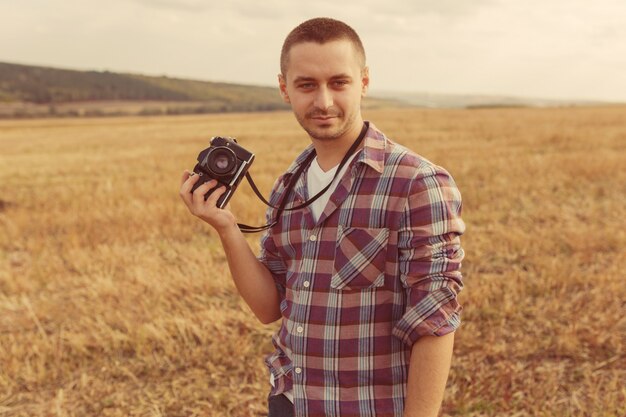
[293,76,317,83]
[329,74,353,80]
[292,74,353,83]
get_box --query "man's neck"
[311,121,365,172]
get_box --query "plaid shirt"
[258,122,465,417]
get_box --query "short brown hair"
[280,17,366,76]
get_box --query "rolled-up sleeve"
[392,166,465,346]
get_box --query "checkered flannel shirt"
[258,122,465,417]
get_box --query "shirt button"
[295,367,302,374]
[296,326,304,333]
[303,281,310,288]
[309,234,317,242]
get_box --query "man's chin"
[307,127,343,141]
[304,121,345,141]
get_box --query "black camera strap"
[237,122,369,233]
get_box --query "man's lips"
[310,115,338,121]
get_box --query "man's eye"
[333,80,349,87]
[298,83,315,89]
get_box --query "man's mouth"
[309,113,339,121]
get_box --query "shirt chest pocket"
[331,225,390,290]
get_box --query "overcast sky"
[1,0,625,102]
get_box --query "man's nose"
[314,86,333,110]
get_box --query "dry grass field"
[0,106,624,416]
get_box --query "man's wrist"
[216,221,242,242]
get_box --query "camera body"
[190,136,255,208]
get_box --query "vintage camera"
[190,136,255,208]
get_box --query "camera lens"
[215,155,230,170]
[205,147,237,177]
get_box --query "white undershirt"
[268,153,358,403]
[306,153,358,222]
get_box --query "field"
[0,107,624,416]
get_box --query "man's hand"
[179,170,237,234]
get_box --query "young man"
[180,18,465,417]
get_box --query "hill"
[0,61,293,117]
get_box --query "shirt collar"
[286,121,386,178]
[355,121,386,174]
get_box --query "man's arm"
[394,168,465,416]
[179,171,282,324]
[217,224,282,324]
[403,332,455,417]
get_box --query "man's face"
[279,39,369,142]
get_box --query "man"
[180,17,465,417]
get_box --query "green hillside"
[0,61,288,112]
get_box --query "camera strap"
[237,122,369,233]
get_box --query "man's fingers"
[192,179,218,197]
[205,185,227,207]
[179,172,193,207]
[191,179,218,206]
[180,170,200,193]
[180,171,207,211]
[180,170,193,187]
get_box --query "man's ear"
[278,74,290,103]
[361,66,370,97]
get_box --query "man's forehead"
[285,40,363,79]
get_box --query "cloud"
[130,0,207,12]
[129,0,495,18]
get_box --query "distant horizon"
[3,59,622,105]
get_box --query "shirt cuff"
[392,286,462,346]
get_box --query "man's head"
[280,17,366,78]
[278,18,369,143]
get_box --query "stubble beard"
[295,107,357,142]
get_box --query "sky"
[1,0,625,102]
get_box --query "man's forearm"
[219,224,282,324]
[403,332,455,417]
[179,172,281,324]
